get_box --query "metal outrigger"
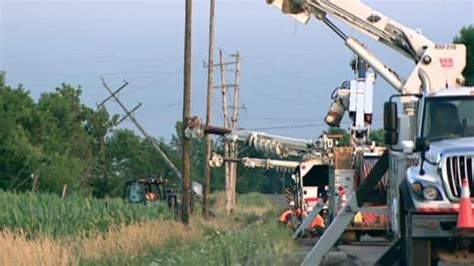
[301,150,389,265]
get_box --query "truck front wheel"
[400,202,437,265]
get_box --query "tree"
[0,73,115,194]
[34,84,114,194]
[0,71,298,196]
[369,128,386,147]
[454,25,474,86]
[323,127,351,146]
[0,74,41,190]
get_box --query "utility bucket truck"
[207,126,389,241]
[267,0,473,265]
[204,127,338,229]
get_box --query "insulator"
[248,133,258,147]
[274,143,284,157]
[264,139,273,153]
[255,138,266,152]
[209,153,223,168]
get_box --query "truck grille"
[444,156,474,198]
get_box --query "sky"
[1,0,473,142]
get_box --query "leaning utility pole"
[99,78,183,182]
[182,0,193,224]
[203,0,216,219]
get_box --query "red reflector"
[301,164,306,170]
[365,114,373,124]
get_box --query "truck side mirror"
[415,137,430,152]
[385,131,398,145]
[416,137,430,175]
[384,102,398,145]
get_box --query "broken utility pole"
[182,0,193,224]
[203,0,216,219]
[99,78,183,182]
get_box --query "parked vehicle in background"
[123,176,181,213]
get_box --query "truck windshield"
[422,96,474,141]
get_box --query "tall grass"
[0,190,173,238]
[0,230,77,266]
[86,193,295,265]
[144,220,296,266]
[237,192,270,207]
[0,191,294,266]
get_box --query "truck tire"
[399,198,436,266]
[411,238,437,266]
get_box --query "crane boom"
[288,0,433,60]
[268,0,466,94]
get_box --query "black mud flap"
[399,178,416,212]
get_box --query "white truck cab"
[399,88,474,209]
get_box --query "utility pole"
[219,48,232,214]
[182,0,193,224]
[203,0,216,219]
[219,49,230,129]
[99,78,183,182]
[229,52,241,212]
[217,49,242,215]
[231,52,241,129]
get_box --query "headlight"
[423,186,439,200]
[411,182,423,193]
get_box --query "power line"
[125,66,206,81]
[249,122,333,131]
[4,51,208,69]
[249,118,383,131]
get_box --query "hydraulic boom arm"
[268,0,466,94]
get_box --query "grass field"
[0,191,296,265]
[0,190,173,238]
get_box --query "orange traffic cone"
[456,179,474,230]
